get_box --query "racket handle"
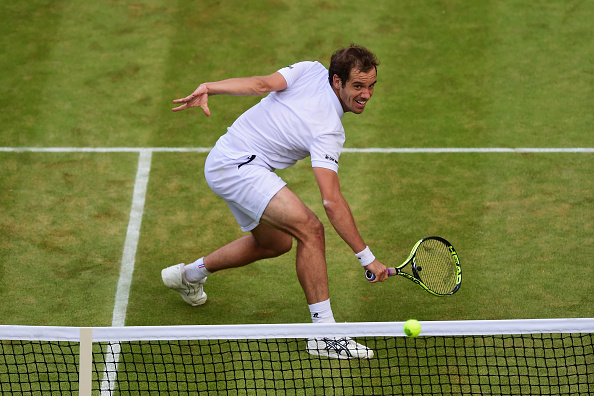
[365,268,394,281]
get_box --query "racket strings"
[414,239,458,294]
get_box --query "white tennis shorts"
[204,146,287,232]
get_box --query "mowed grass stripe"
[0,153,140,326]
[0,1,64,145]
[21,0,174,148]
[486,1,594,147]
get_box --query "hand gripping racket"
[365,236,461,296]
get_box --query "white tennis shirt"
[215,61,346,173]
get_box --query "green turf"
[122,151,594,327]
[1,2,593,394]
[0,153,138,326]
[1,0,592,327]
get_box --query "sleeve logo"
[324,154,338,164]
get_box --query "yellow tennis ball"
[404,319,421,337]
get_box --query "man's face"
[333,68,377,114]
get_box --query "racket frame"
[365,236,462,296]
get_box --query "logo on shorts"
[238,154,257,169]
[324,154,338,164]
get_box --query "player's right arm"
[313,167,388,282]
[172,72,287,115]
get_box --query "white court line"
[0,146,593,153]
[100,149,152,395]
[343,147,594,153]
[112,149,152,326]
[0,147,212,153]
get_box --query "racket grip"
[365,268,393,281]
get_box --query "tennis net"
[1,318,592,395]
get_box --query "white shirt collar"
[327,83,345,119]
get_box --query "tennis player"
[162,44,388,359]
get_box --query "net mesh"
[0,340,79,394]
[1,320,593,395]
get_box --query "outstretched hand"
[172,84,211,116]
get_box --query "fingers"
[365,261,390,283]
[369,271,388,283]
[173,93,197,104]
[201,104,211,117]
[171,104,187,112]
[172,98,192,107]
[172,84,211,113]
[171,102,211,116]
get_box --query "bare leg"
[201,186,328,305]
[203,224,292,271]
[258,187,329,305]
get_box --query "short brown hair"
[328,44,379,87]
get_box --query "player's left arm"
[313,167,388,281]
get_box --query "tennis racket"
[365,236,461,296]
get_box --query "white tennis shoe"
[306,337,374,359]
[161,264,207,306]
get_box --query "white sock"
[183,257,211,283]
[308,299,335,324]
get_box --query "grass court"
[1,0,592,328]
